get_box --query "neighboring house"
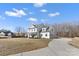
[27,24,54,39]
[0,29,14,38]
[0,32,5,37]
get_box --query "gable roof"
[0,29,13,36]
[32,23,49,28]
[28,23,54,33]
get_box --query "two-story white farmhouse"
[27,24,54,39]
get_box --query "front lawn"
[0,38,50,56]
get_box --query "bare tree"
[15,27,25,36]
[51,22,79,38]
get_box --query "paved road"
[10,38,79,56]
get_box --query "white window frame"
[42,28,46,32]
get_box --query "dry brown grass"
[0,38,50,56]
[69,37,79,48]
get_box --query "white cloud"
[48,12,60,17]
[5,8,26,17]
[40,9,47,12]
[28,17,37,22]
[33,3,46,7]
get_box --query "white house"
[0,29,13,38]
[0,32,5,37]
[40,28,50,39]
[27,24,38,38]
[27,24,54,39]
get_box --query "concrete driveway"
[10,38,79,56]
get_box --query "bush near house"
[12,33,28,38]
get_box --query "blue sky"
[0,3,79,32]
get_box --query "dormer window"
[42,28,46,32]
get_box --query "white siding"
[28,28,37,33]
[34,28,37,32]
[40,32,50,39]
[0,32,5,36]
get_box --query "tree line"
[51,23,79,38]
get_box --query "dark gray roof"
[0,29,13,36]
[32,24,49,28]
[28,23,53,32]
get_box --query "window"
[42,28,46,31]
[32,29,34,32]
[33,29,35,32]
[30,28,34,32]
[41,34,42,36]
[45,34,47,36]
